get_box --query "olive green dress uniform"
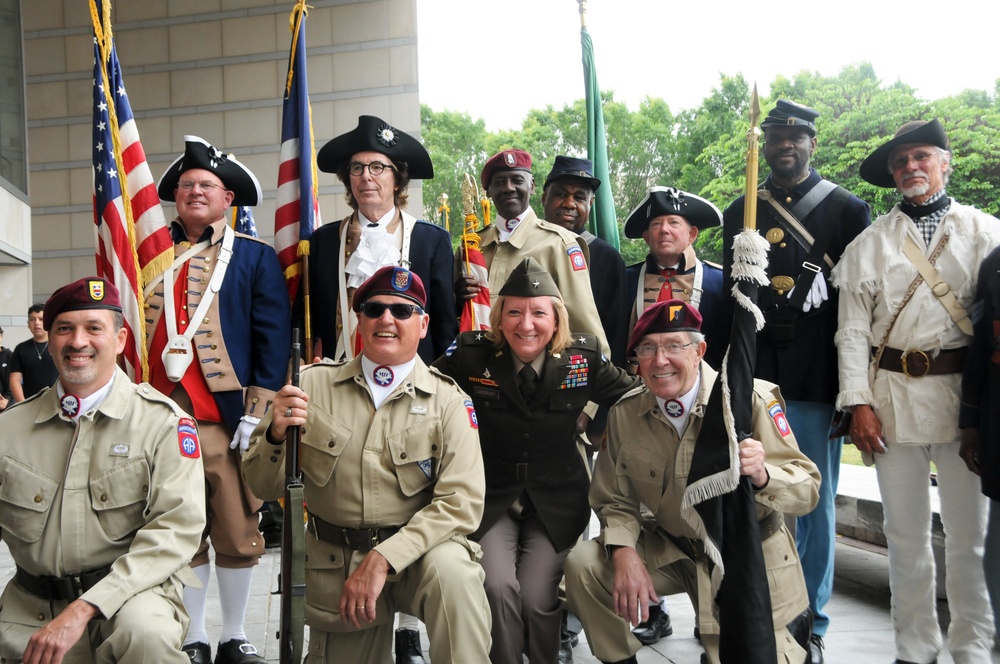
[242,357,491,663]
[565,364,820,664]
[473,209,610,353]
[0,368,206,663]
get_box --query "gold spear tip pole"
[749,83,760,133]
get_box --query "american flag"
[91,0,172,382]
[274,0,321,302]
[232,205,258,237]
[459,246,491,332]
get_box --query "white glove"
[788,272,828,312]
[230,415,261,453]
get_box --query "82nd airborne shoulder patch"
[178,417,201,458]
[767,400,791,437]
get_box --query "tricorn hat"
[859,119,950,188]
[498,257,562,299]
[761,99,819,137]
[44,277,123,331]
[543,155,600,191]
[623,186,722,239]
[626,299,703,356]
[317,115,433,180]
[157,135,262,206]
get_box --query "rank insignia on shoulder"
[178,417,201,458]
[567,245,587,271]
[767,400,791,437]
[465,399,479,429]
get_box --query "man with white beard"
[834,119,1000,664]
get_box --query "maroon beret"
[481,148,532,189]
[626,299,702,356]
[352,266,427,311]
[44,277,123,331]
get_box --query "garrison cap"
[627,299,702,356]
[481,149,533,190]
[498,257,562,299]
[761,99,819,137]
[352,266,427,311]
[317,115,434,180]
[543,155,600,191]
[623,186,722,239]
[44,277,123,331]
[157,135,262,206]
[859,119,950,188]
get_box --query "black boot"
[630,602,672,645]
[600,657,638,664]
[394,628,426,664]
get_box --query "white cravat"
[345,208,401,288]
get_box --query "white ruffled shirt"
[345,207,401,289]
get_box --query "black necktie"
[519,365,539,401]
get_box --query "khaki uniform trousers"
[305,540,491,664]
[172,389,264,568]
[0,578,188,663]
[565,538,807,664]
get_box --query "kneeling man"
[565,300,820,664]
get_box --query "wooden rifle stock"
[279,329,306,663]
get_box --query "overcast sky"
[416,0,999,131]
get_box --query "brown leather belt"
[15,565,111,601]
[876,346,967,378]
[308,516,400,551]
[662,509,783,561]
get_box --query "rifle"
[279,328,306,663]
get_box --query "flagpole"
[90,0,153,382]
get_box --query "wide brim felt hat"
[859,119,949,188]
[317,115,433,180]
[623,186,722,239]
[157,135,262,206]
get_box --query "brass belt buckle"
[900,349,930,377]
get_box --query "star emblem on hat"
[531,279,540,289]
[376,123,398,147]
[578,336,586,343]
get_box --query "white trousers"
[875,441,993,664]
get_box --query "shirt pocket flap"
[300,408,353,488]
[89,457,151,541]
[0,456,59,543]
[386,418,443,496]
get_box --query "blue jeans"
[987,499,1000,636]
[785,400,839,637]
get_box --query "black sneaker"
[631,603,673,645]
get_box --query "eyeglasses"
[349,161,396,177]
[889,150,937,172]
[178,180,224,192]
[357,301,423,320]
[634,342,695,358]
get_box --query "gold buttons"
[400,452,407,459]
[779,242,787,248]
[34,495,42,503]
[785,196,792,203]
[100,494,108,502]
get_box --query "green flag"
[581,25,619,250]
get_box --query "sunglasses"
[357,301,424,320]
